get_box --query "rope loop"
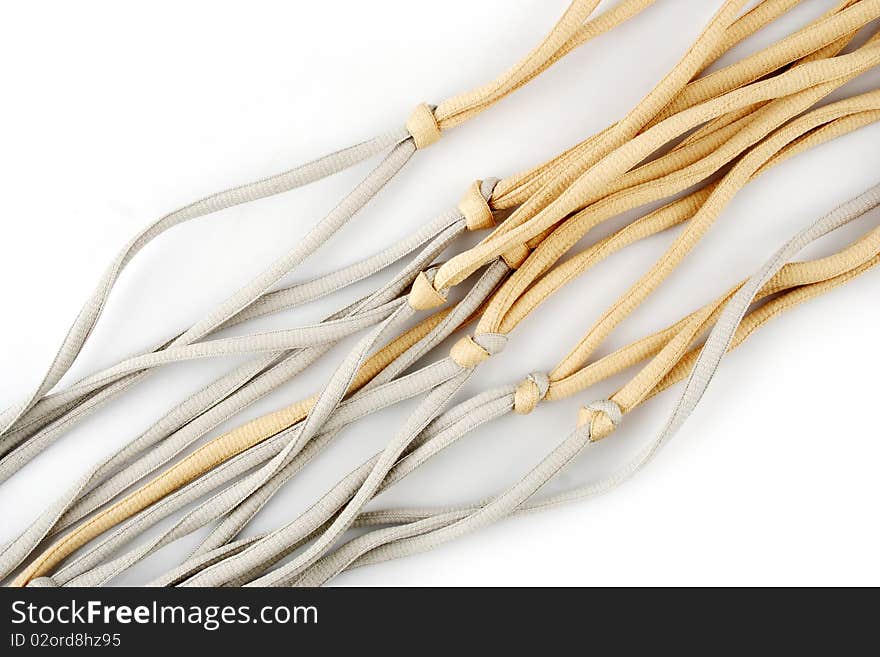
[513,372,550,415]
[577,399,622,441]
[408,271,447,310]
[406,103,442,149]
[460,178,499,231]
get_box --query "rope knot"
[406,103,441,149]
[459,178,499,231]
[513,372,550,415]
[408,270,447,310]
[577,399,622,441]
[450,332,507,368]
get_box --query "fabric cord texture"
[2,0,877,588]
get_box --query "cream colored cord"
[157,59,880,586]
[289,185,880,587]
[195,100,880,587]
[181,190,880,587]
[433,1,880,290]
[9,0,809,485]
[0,2,671,580]
[0,0,651,457]
[190,236,877,587]
[10,0,876,584]
[134,1,873,583]
[12,1,879,586]
[106,93,880,588]
[3,0,797,583]
[3,1,804,458]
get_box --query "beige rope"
[17,2,878,585]
[435,12,880,289]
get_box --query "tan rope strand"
[698,0,805,73]
[500,105,880,337]
[478,47,877,340]
[602,222,880,419]
[579,249,880,439]
[430,0,791,214]
[514,232,879,412]
[435,34,880,289]
[548,89,880,386]
[648,0,870,125]
[57,73,877,582]
[472,0,863,238]
[645,255,880,404]
[432,0,605,129]
[70,52,880,576]
[671,3,861,152]
[432,1,659,131]
[439,0,662,132]
[5,4,735,575]
[486,0,807,187]
[27,195,876,587]
[500,190,715,336]
[489,0,827,213]
[484,0,752,234]
[549,230,880,403]
[405,1,660,147]
[20,4,875,582]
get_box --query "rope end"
[408,271,447,310]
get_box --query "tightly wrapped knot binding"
[406,103,441,149]
[577,399,622,441]
[408,271,447,310]
[459,178,499,232]
[513,372,550,415]
[450,333,507,368]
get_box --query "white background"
[1,1,878,586]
